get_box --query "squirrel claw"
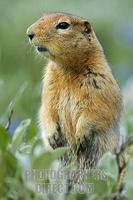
[48,131,67,149]
[48,132,59,149]
[77,135,90,154]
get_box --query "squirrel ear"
[82,21,92,37]
[84,21,92,34]
[83,21,92,42]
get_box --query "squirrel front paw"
[77,136,89,154]
[76,131,101,168]
[48,123,67,149]
[76,130,97,155]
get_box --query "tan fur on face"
[27,13,103,68]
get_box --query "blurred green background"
[0,0,133,122]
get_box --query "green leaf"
[32,147,67,170]
[52,147,68,160]
[98,152,118,179]
[12,119,31,152]
[4,151,17,173]
[24,123,37,143]
[30,137,44,156]
[0,126,10,151]
[18,144,32,154]
[0,151,17,197]
[0,82,28,126]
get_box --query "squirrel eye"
[56,22,70,30]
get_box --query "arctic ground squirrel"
[27,12,122,168]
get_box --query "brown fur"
[27,13,123,168]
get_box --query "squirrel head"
[27,13,102,68]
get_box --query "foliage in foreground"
[0,78,133,200]
[0,105,133,200]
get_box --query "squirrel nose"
[28,33,35,41]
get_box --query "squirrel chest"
[42,63,121,147]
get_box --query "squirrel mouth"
[37,46,48,52]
